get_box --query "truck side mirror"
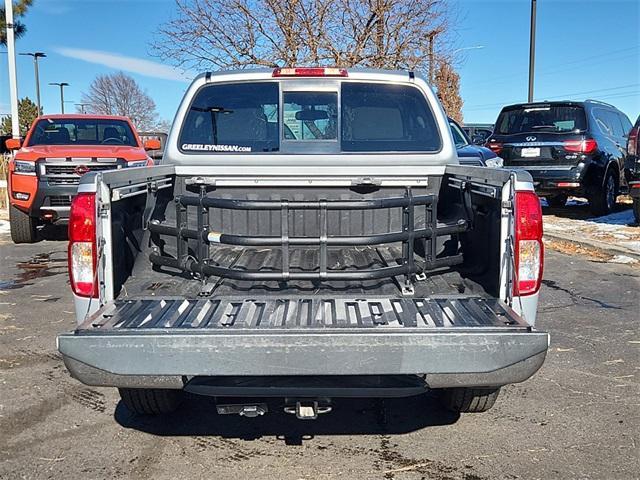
[144,139,161,151]
[5,138,22,150]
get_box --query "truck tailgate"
[58,296,549,388]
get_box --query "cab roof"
[196,67,421,84]
[34,114,133,122]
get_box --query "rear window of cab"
[179,81,441,153]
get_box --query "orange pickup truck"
[6,114,159,243]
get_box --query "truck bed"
[59,166,547,391]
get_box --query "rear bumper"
[58,328,549,390]
[506,165,587,195]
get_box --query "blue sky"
[1,0,639,125]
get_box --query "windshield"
[27,118,137,146]
[495,104,587,134]
[179,81,441,153]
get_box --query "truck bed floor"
[121,245,488,299]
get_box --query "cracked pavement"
[0,228,639,480]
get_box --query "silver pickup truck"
[57,68,548,419]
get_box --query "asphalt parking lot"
[0,225,639,480]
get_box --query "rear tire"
[9,204,37,243]
[546,193,568,208]
[633,198,640,225]
[440,387,501,413]
[589,170,617,216]
[118,388,183,415]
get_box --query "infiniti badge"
[74,165,90,176]
[526,136,537,142]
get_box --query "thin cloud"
[55,47,191,82]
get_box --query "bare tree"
[152,0,457,72]
[79,72,160,131]
[435,61,463,123]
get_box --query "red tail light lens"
[514,190,544,296]
[628,127,638,156]
[486,141,503,155]
[68,193,97,297]
[563,138,597,154]
[272,67,348,77]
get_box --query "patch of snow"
[621,240,640,251]
[609,255,638,265]
[566,196,588,206]
[542,223,565,232]
[0,219,9,235]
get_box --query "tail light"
[514,190,544,296]
[68,193,98,297]
[563,138,597,154]
[628,126,638,156]
[486,140,503,155]
[272,67,348,77]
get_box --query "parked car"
[625,115,640,223]
[5,114,159,243]
[0,134,11,155]
[449,117,503,167]
[57,67,547,419]
[485,100,633,214]
[138,131,168,162]
[462,123,494,145]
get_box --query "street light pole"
[4,0,20,138]
[19,52,46,114]
[428,33,436,85]
[49,82,70,114]
[528,0,537,102]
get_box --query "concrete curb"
[544,231,640,262]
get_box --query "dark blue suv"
[485,100,633,215]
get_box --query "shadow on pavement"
[114,393,459,443]
[38,223,68,242]
[541,197,633,224]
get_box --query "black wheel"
[546,193,568,208]
[118,388,183,415]
[589,169,617,216]
[633,198,640,225]
[9,204,37,243]
[440,387,501,413]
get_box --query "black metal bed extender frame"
[148,187,469,293]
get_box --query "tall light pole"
[19,52,46,114]
[49,82,70,114]
[4,0,20,138]
[528,0,537,102]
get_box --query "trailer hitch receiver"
[284,400,332,420]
